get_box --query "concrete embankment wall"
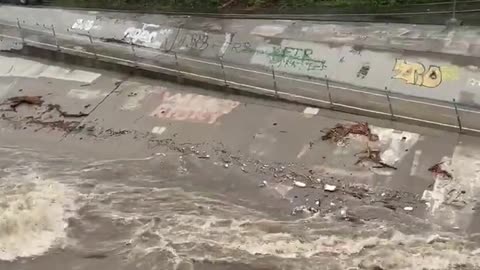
[1,6,480,132]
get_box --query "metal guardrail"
[2,20,480,134]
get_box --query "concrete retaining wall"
[2,5,480,132]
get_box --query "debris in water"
[291,205,306,215]
[322,122,378,144]
[291,205,317,215]
[259,180,267,187]
[294,181,307,188]
[358,261,385,270]
[198,154,211,159]
[355,146,397,170]
[324,184,337,192]
[339,208,362,223]
[426,234,449,244]
[3,96,44,111]
[428,162,453,179]
[403,206,414,211]
[224,163,229,168]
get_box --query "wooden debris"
[428,162,453,179]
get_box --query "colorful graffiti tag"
[392,59,442,88]
[252,45,327,72]
[441,66,459,81]
[151,92,240,124]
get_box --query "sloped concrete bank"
[1,5,480,132]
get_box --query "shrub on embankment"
[50,0,453,13]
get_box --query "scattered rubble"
[2,96,44,111]
[46,104,89,118]
[322,122,378,144]
[324,184,337,192]
[339,208,362,223]
[355,146,397,170]
[294,181,307,188]
[428,162,453,179]
[291,205,318,216]
[27,119,80,133]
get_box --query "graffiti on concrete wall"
[123,23,173,49]
[175,31,235,56]
[230,41,254,54]
[392,59,442,88]
[151,92,240,124]
[71,19,95,31]
[253,46,327,72]
[176,32,210,51]
[357,64,370,79]
[441,66,459,81]
[468,78,480,87]
[220,33,233,56]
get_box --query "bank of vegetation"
[51,0,456,13]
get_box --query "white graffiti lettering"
[219,33,233,56]
[71,19,95,31]
[123,24,173,49]
[468,78,480,87]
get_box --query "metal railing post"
[271,65,278,97]
[385,87,395,120]
[326,75,333,107]
[219,56,228,87]
[174,52,182,83]
[88,31,97,59]
[51,24,60,51]
[453,98,463,133]
[16,19,25,45]
[130,41,137,66]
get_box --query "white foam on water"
[0,173,77,261]
[95,188,480,270]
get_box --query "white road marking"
[0,55,100,83]
[410,149,422,176]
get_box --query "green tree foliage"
[51,0,450,12]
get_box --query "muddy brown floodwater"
[0,144,479,270]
